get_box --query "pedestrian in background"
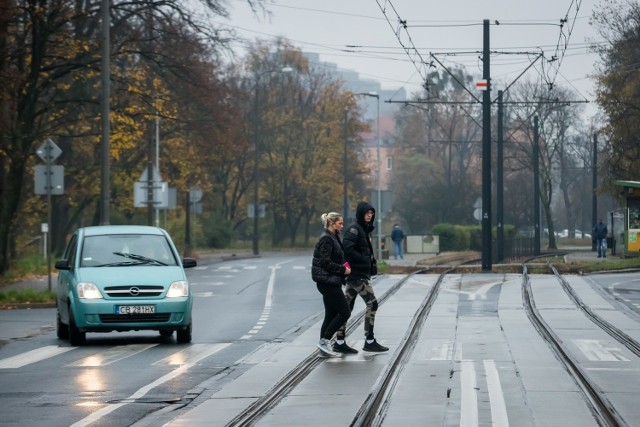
[311,212,352,357]
[335,201,389,353]
[391,223,405,260]
[593,218,608,258]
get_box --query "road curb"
[0,303,56,310]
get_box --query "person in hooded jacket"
[311,212,352,357]
[334,201,389,353]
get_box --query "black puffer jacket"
[311,230,347,287]
[343,201,375,280]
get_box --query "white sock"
[336,339,345,345]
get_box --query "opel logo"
[129,287,140,296]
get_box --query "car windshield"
[80,234,178,267]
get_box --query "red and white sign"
[476,79,488,90]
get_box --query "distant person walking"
[593,218,608,258]
[335,201,389,353]
[311,212,352,357]
[391,223,405,260]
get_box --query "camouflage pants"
[336,278,379,340]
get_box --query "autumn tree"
[0,0,265,272]
[391,69,482,230]
[506,80,587,248]
[592,0,640,183]
[240,41,367,247]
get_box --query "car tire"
[68,306,86,346]
[176,323,192,344]
[56,310,69,339]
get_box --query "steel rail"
[522,263,626,427]
[550,264,640,358]
[225,270,424,427]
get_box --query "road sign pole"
[37,138,62,292]
[45,145,52,292]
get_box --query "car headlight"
[167,280,189,298]
[77,282,103,299]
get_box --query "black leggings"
[316,283,351,340]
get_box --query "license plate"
[116,305,155,314]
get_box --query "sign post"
[36,139,63,291]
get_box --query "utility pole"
[99,0,110,225]
[592,132,598,251]
[481,19,492,271]
[497,90,504,262]
[533,116,541,255]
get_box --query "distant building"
[303,52,405,228]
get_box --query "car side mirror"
[182,257,197,268]
[55,259,71,270]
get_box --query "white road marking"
[468,282,499,300]
[0,346,76,369]
[574,339,630,361]
[151,343,228,366]
[67,344,157,367]
[460,360,478,427]
[193,292,214,297]
[484,360,509,427]
[240,260,290,339]
[442,282,500,300]
[428,339,454,360]
[71,343,230,427]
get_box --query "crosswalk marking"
[72,343,230,427]
[152,343,230,366]
[67,344,157,367]
[193,291,214,297]
[0,343,231,370]
[0,345,76,369]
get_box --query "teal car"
[55,225,196,346]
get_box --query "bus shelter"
[613,180,640,255]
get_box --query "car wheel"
[56,310,69,339]
[68,306,86,346]
[176,323,192,344]
[159,330,173,337]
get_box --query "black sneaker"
[363,339,389,352]
[333,342,358,354]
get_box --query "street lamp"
[343,107,349,221]
[252,66,292,256]
[357,92,382,262]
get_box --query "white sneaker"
[317,339,341,357]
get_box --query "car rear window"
[80,234,178,267]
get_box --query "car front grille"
[103,285,164,297]
[99,313,171,323]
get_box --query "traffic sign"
[134,181,169,208]
[476,80,488,91]
[189,188,203,203]
[36,139,62,162]
[35,165,64,195]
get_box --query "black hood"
[355,201,375,232]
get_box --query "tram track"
[225,259,477,427]
[225,270,426,426]
[521,260,628,427]
[219,256,638,427]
